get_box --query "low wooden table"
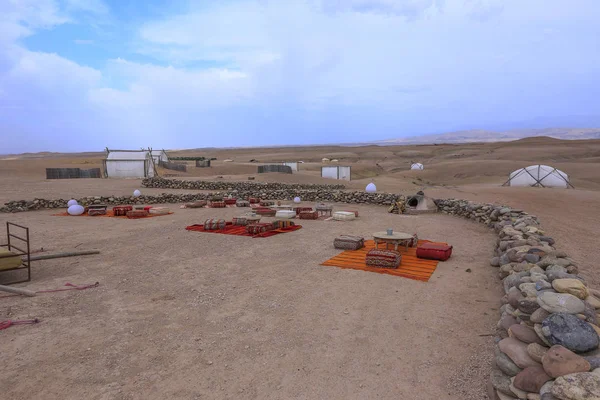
[372,231,413,251]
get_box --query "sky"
[1,0,600,153]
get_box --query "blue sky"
[1,0,600,153]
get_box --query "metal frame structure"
[0,222,31,285]
[502,165,574,189]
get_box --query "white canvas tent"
[503,165,573,188]
[322,166,351,181]
[411,162,424,170]
[103,149,155,178]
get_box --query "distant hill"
[376,128,600,145]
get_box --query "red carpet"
[185,223,302,238]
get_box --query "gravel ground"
[1,203,499,400]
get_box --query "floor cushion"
[366,249,402,269]
[246,223,274,235]
[204,218,227,230]
[299,211,319,220]
[416,242,453,261]
[334,235,365,250]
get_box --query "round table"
[372,231,413,251]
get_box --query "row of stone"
[1,191,400,213]
[435,199,600,400]
[141,177,346,191]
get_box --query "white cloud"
[1,0,600,152]
[64,0,109,14]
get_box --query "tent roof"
[106,150,150,160]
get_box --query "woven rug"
[321,240,441,282]
[185,223,302,238]
[53,210,174,219]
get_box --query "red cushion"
[416,242,453,261]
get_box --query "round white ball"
[366,183,377,193]
[67,199,78,207]
[133,190,141,197]
[293,197,301,203]
[67,204,85,216]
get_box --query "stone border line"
[435,199,600,400]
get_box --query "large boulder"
[542,313,600,354]
[551,372,600,399]
[499,338,542,369]
[542,345,591,378]
[538,292,586,314]
[514,366,552,393]
[552,279,590,300]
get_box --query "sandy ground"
[1,205,499,400]
[2,137,600,399]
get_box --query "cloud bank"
[1,0,599,153]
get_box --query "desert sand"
[1,137,599,399]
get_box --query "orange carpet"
[53,210,173,219]
[321,240,441,282]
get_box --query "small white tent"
[411,162,424,170]
[503,165,573,188]
[104,150,155,178]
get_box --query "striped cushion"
[204,218,226,230]
[254,208,276,216]
[210,201,226,208]
[272,220,295,229]
[224,198,237,205]
[299,211,319,220]
[113,205,133,216]
[246,223,274,235]
[366,249,401,269]
[293,207,313,215]
[236,200,250,207]
[185,200,207,208]
[88,209,107,216]
[334,235,364,250]
[126,210,149,219]
[232,217,248,226]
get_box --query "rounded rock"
[542,313,600,354]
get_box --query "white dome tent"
[503,165,573,188]
[410,162,424,170]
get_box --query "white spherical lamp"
[293,197,301,204]
[133,190,141,197]
[67,199,78,207]
[366,183,377,193]
[68,204,85,216]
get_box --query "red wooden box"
[416,242,453,261]
[293,207,313,216]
